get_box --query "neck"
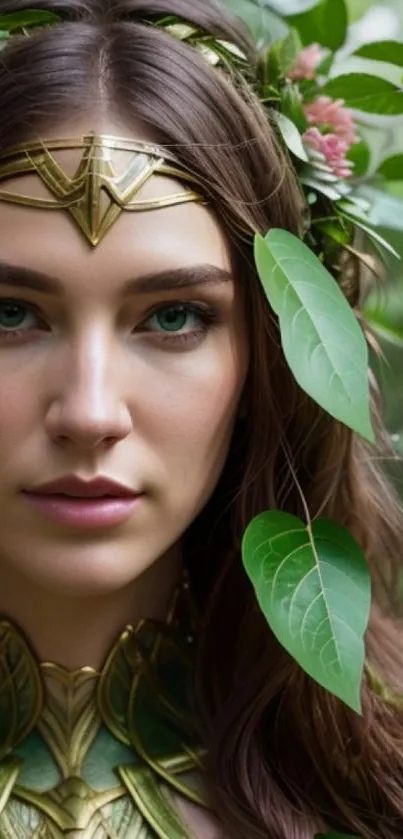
[0,546,181,670]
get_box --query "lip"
[26,475,138,498]
[22,475,142,529]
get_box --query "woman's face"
[0,120,249,596]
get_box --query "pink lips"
[23,476,142,529]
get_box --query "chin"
[7,539,160,598]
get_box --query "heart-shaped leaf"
[242,511,371,712]
[254,229,374,441]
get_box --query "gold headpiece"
[0,134,206,246]
[0,12,249,246]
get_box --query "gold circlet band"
[0,134,206,247]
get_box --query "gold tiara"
[0,134,206,246]
[0,11,251,246]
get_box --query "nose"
[44,334,133,450]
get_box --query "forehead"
[0,114,231,281]
[0,145,231,284]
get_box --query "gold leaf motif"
[38,665,101,777]
[119,766,197,839]
[97,627,141,747]
[0,622,44,758]
[8,778,160,839]
[0,756,21,814]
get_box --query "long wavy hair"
[1,1,403,836]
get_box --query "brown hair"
[1,1,403,836]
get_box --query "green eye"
[149,305,192,333]
[0,302,29,329]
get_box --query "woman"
[0,1,402,837]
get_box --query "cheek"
[133,342,247,477]
[0,374,36,451]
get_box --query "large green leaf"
[254,229,374,441]
[321,74,403,115]
[242,511,371,712]
[287,0,348,51]
[354,40,403,68]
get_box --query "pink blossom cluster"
[287,43,322,80]
[304,96,359,146]
[302,97,359,178]
[302,128,354,179]
[287,43,359,178]
[287,44,359,179]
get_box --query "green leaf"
[287,0,348,51]
[222,0,288,47]
[316,220,351,246]
[0,10,59,30]
[242,511,371,712]
[352,186,403,232]
[321,74,403,115]
[280,82,308,132]
[338,204,401,256]
[354,40,403,68]
[272,111,308,161]
[300,175,348,201]
[267,28,302,79]
[376,154,403,180]
[317,51,335,76]
[347,139,370,177]
[254,229,374,441]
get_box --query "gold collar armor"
[0,605,205,839]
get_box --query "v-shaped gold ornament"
[0,134,205,246]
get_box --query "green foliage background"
[224,0,403,471]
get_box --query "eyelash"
[0,299,220,347]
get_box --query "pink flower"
[304,96,359,146]
[287,43,322,80]
[303,127,354,178]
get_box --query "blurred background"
[341,0,403,463]
[226,0,403,480]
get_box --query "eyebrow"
[0,261,233,295]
